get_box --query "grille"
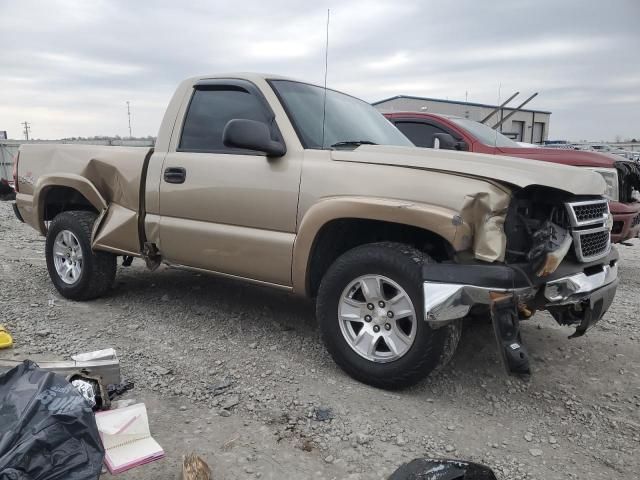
[633,214,640,228]
[578,230,610,260]
[566,199,611,262]
[572,202,608,223]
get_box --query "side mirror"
[222,119,286,157]
[433,132,456,150]
[455,140,469,151]
[433,133,468,151]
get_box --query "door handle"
[164,167,186,184]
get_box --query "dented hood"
[332,145,606,196]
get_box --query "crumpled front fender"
[458,184,511,262]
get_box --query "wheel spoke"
[62,230,72,246]
[340,298,364,322]
[360,277,382,301]
[64,264,74,282]
[384,330,410,356]
[343,296,365,308]
[390,295,413,319]
[365,333,378,356]
[53,241,67,258]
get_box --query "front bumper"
[610,200,640,242]
[423,248,619,327]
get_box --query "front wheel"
[45,211,116,300]
[316,242,455,389]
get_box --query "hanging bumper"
[422,248,619,327]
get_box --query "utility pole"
[22,121,31,140]
[126,101,132,138]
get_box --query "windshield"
[270,80,413,149]
[448,117,521,148]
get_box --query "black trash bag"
[388,458,497,480]
[0,360,104,480]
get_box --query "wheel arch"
[292,197,469,296]
[34,175,107,234]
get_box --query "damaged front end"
[423,186,618,375]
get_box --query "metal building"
[0,141,19,183]
[373,95,551,143]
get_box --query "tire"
[316,242,453,390]
[45,211,116,300]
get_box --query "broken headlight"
[586,167,619,201]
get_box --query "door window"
[394,122,448,148]
[179,86,271,153]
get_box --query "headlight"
[586,167,619,201]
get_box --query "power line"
[22,121,31,140]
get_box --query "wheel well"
[306,218,453,297]
[42,186,98,221]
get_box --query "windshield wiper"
[330,140,377,148]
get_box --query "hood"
[497,147,616,168]
[332,145,606,196]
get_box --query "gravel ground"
[1,200,639,479]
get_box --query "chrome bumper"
[424,260,618,326]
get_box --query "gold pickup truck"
[13,73,618,388]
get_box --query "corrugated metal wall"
[0,143,19,181]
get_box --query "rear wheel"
[45,211,116,300]
[316,242,454,389]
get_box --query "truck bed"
[16,143,153,256]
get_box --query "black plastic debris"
[312,407,334,422]
[107,378,134,400]
[388,458,497,480]
[0,360,104,480]
[207,379,233,396]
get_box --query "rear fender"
[34,174,107,234]
[34,175,141,256]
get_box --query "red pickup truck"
[385,112,640,243]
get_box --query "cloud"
[0,0,638,140]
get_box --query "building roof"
[371,94,551,115]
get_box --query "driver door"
[157,80,301,286]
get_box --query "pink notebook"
[95,403,165,474]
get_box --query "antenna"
[321,9,330,149]
[126,101,132,138]
[494,84,501,148]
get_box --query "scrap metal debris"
[0,351,121,385]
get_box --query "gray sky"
[1,0,638,141]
